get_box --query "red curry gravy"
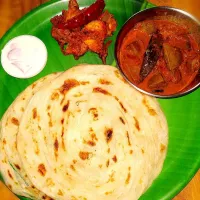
[119,19,200,95]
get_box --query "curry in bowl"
[116,7,200,97]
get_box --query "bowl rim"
[115,6,200,99]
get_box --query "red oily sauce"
[119,19,200,95]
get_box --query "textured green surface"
[0,0,200,200]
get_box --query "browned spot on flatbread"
[73,160,77,164]
[107,148,110,153]
[80,81,90,85]
[42,195,47,200]
[33,137,40,155]
[38,164,46,176]
[46,178,55,187]
[106,159,110,167]
[114,70,127,83]
[160,143,166,152]
[99,79,113,85]
[32,82,37,89]
[85,140,96,146]
[47,105,51,110]
[63,100,70,112]
[5,119,8,126]
[58,190,63,196]
[107,172,115,183]
[32,108,37,119]
[70,111,75,118]
[125,167,131,184]
[75,100,86,106]
[51,92,59,100]
[105,128,113,143]
[11,117,19,126]
[119,117,125,124]
[91,133,98,141]
[105,191,113,195]
[35,148,40,155]
[49,121,53,127]
[119,101,127,113]
[99,164,102,168]
[44,136,47,143]
[61,118,64,124]
[114,96,119,101]
[59,79,79,95]
[8,184,12,190]
[79,151,90,160]
[142,97,157,116]
[61,126,64,137]
[130,150,133,154]
[54,138,59,160]
[14,164,21,170]
[38,125,41,130]
[114,96,127,113]
[93,87,111,95]
[21,107,25,112]
[73,92,83,97]
[112,155,117,163]
[60,96,65,105]
[14,142,17,150]
[70,164,76,171]
[42,194,54,200]
[61,126,66,151]
[126,131,131,146]
[141,148,145,154]
[7,170,13,179]
[3,139,6,144]
[88,108,98,121]
[134,117,140,131]
[48,112,53,127]
[89,128,98,141]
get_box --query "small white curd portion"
[1,35,47,78]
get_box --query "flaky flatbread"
[0,72,61,199]
[17,65,168,200]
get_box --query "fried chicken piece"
[63,0,81,21]
[82,20,107,39]
[68,0,79,10]
[82,20,106,56]
[51,27,71,45]
[50,0,117,63]
[63,31,88,59]
[52,27,87,58]
[65,42,88,59]
[84,38,104,54]
[50,15,64,27]
[99,10,117,36]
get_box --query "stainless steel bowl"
[115,6,200,98]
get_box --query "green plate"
[0,0,200,200]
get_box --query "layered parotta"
[16,65,168,200]
[0,72,61,199]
